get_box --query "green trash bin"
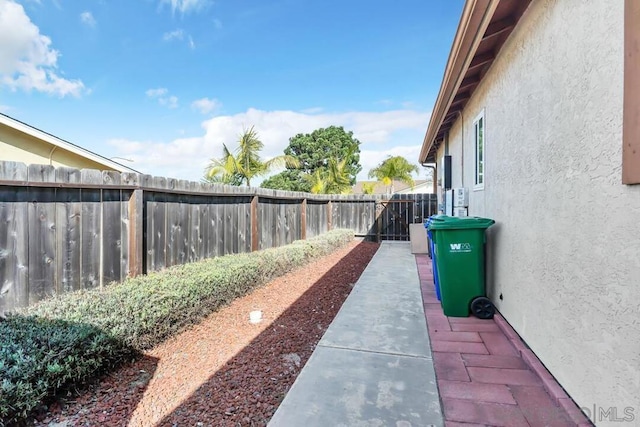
[427,216,495,318]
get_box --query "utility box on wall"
[453,207,468,217]
[451,188,469,217]
[444,190,453,215]
[453,187,469,207]
[443,155,452,190]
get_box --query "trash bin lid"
[424,214,447,228]
[427,216,495,230]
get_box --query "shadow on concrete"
[154,240,380,426]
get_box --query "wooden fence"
[0,161,436,313]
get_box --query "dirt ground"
[32,239,380,427]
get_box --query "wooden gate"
[375,194,438,241]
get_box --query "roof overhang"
[0,113,139,174]
[419,0,531,163]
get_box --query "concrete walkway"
[269,242,443,427]
[270,242,591,427]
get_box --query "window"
[474,111,485,189]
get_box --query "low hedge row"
[1,229,354,425]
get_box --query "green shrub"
[2,229,353,425]
[25,229,353,350]
[0,316,135,425]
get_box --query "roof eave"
[419,0,501,163]
[0,113,140,174]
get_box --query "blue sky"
[0,0,464,182]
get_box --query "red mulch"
[31,240,379,427]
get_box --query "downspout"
[48,146,57,165]
[420,162,437,194]
[459,110,464,186]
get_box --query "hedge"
[1,229,354,425]
[0,317,136,425]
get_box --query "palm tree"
[304,169,327,194]
[205,127,299,187]
[361,182,376,195]
[368,156,419,194]
[304,153,352,194]
[324,156,352,194]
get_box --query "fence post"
[251,195,259,251]
[300,198,307,240]
[376,199,383,242]
[327,200,333,231]
[128,189,143,277]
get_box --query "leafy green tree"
[260,170,311,192]
[261,126,361,192]
[368,156,419,194]
[204,126,299,187]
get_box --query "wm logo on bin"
[449,243,472,253]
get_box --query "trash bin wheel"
[470,297,495,319]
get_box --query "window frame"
[473,110,485,190]
[623,0,640,184]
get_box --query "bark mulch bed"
[32,239,380,427]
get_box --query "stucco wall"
[0,124,112,171]
[438,0,640,423]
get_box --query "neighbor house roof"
[419,0,531,163]
[351,180,430,195]
[0,113,139,173]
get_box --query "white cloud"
[160,0,208,14]
[146,87,178,108]
[0,0,85,97]
[146,87,168,97]
[159,95,178,109]
[0,104,10,113]
[163,28,195,49]
[80,11,96,27]
[163,29,184,41]
[107,107,430,183]
[191,97,221,114]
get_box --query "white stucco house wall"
[420,0,640,425]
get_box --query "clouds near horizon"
[108,107,430,183]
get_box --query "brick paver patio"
[415,254,592,427]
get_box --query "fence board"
[189,203,201,262]
[236,198,245,253]
[213,199,224,257]
[55,167,81,294]
[232,197,240,254]
[81,169,102,289]
[223,199,233,255]
[166,193,180,268]
[0,162,29,313]
[200,202,211,259]
[120,190,130,281]
[102,171,122,285]
[27,165,57,304]
[150,177,168,271]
